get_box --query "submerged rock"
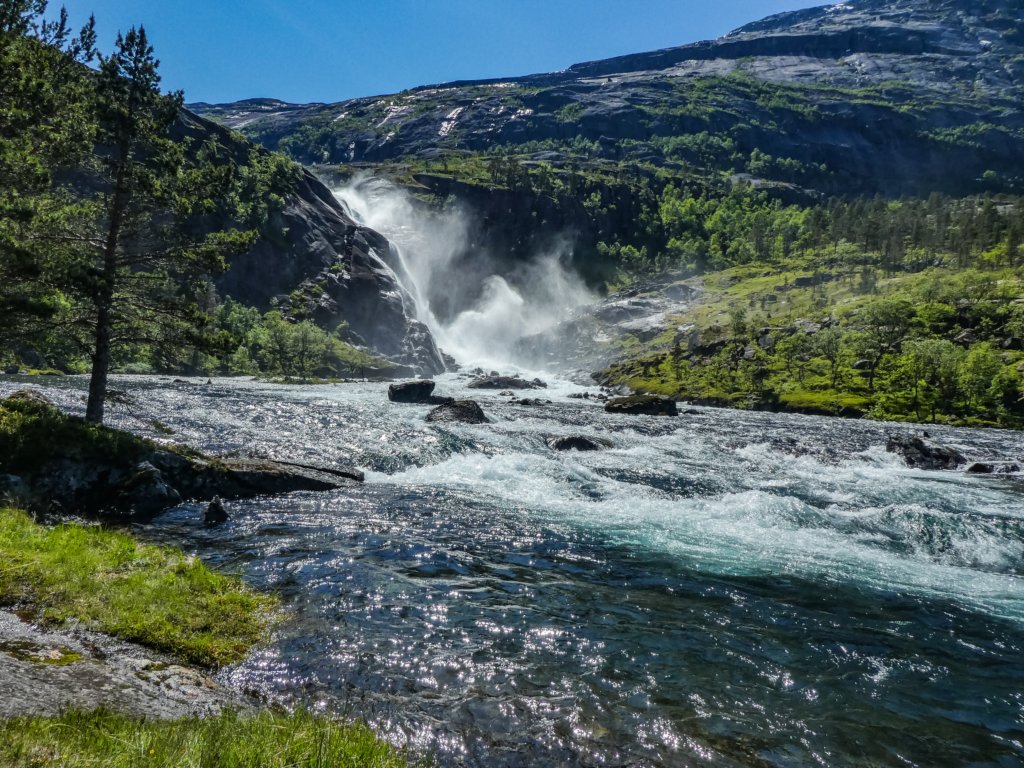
[468,376,546,390]
[605,395,678,416]
[886,435,966,470]
[426,400,487,424]
[547,436,612,452]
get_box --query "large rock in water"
[425,400,487,424]
[388,380,435,403]
[468,376,546,390]
[886,435,966,470]
[965,461,1022,475]
[547,436,613,452]
[604,395,678,416]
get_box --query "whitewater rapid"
[6,373,1023,767]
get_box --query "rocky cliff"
[176,110,443,374]
[193,0,1024,198]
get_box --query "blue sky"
[59,1,829,104]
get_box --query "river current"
[5,373,1024,767]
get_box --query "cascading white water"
[335,177,594,369]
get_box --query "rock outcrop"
[174,110,445,376]
[0,392,361,522]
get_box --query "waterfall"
[334,176,594,370]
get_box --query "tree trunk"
[85,144,128,424]
[85,300,112,423]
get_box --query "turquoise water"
[8,374,1024,766]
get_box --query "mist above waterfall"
[335,176,594,370]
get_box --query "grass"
[0,507,274,667]
[0,709,412,768]
[0,396,151,475]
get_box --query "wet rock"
[3,365,19,375]
[468,376,545,390]
[388,379,436,403]
[886,435,966,470]
[204,496,229,525]
[426,400,487,424]
[568,392,592,400]
[165,457,359,502]
[547,436,613,451]
[965,461,1021,475]
[114,462,183,520]
[605,395,678,416]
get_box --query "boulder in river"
[547,436,612,452]
[886,435,966,470]
[965,461,1022,475]
[204,496,229,525]
[604,395,678,416]
[388,380,436,403]
[425,400,487,424]
[468,376,546,390]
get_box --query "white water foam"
[335,176,594,370]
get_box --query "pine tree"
[53,25,254,423]
[0,1,96,348]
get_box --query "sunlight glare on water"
[6,373,1024,767]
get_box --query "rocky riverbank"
[0,610,252,720]
[0,389,362,522]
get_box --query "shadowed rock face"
[193,0,1024,198]
[175,111,445,375]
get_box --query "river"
[5,372,1023,767]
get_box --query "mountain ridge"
[192,0,1024,198]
